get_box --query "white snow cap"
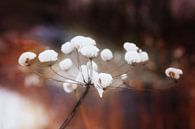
[165,67,183,80]
[125,51,141,64]
[121,74,128,80]
[63,83,77,93]
[18,52,37,66]
[61,42,74,54]
[70,35,96,49]
[93,73,113,98]
[38,50,58,63]
[123,42,139,51]
[97,73,113,88]
[79,45,99,58]
[59,58,73,71]
[86,60,98,71]
[139,51,149,62]
[100,49,113,61]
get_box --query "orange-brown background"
[0,0,194,129]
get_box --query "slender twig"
[73,90,91,129]
[50,65,84,85]
[29,67,80,85]
[112,65,135,79]
[47,78,80,85]
[89,58,93,82]
[107,81,176,92]
[59,85,90,129]
[76,49,86,83]
[113,69,130,79]
[70,51,79,71]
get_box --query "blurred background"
[0,0,194,129]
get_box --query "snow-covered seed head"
[123,42,139,51]
[93,73,113,98]
[18,52,37,66]
[70,36,84,49]
[125,51,141,64]
[100,49,113,61]
[70,35,96,49]
[59,58,73,71]
[79,45,99,58]
[84,37,96,46]
[63,83,77,93]
[139,51,149,62]
[97,73,113,88]
[38,50,58,63]
[121,74,128,80]
[61,42,74,54]
[86,60,98,71]
[165,67,183,80]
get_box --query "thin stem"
[76,49,86,83]
[29,67,80,85]
[113,69,130,79]
[72,91,91,129]
[59,85,90,129]
[112,65,135,79]
[107,81,176,92]
[50,65,84,85]
[89,58,93,82]
[107,85,153,92]
[47,78,81,85]
[75,49,81,71]
[70,51,79,71]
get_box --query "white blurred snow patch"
[0,88,48,129]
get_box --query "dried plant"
[18,35,183,129]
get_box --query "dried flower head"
[100,48,113,61]
[18,36,151,99]
[96,73,113,88]
[18,52,37,66]
[61,42,74,54]
[38,50,58,63]
[18,35,184,129]
[123,42,138,51]
[79,45,99,58]
[139,51,149,62]
[59,58,73,71]
[125,51,141,64]
[124,42,149,65]
[165,67,183,80]
[70,35,96,49]
[18,36,151,98]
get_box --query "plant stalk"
[59,85,90,129]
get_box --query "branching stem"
[59,85,90,129]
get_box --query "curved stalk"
[50,66,84,85]
[59,85,90,129]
